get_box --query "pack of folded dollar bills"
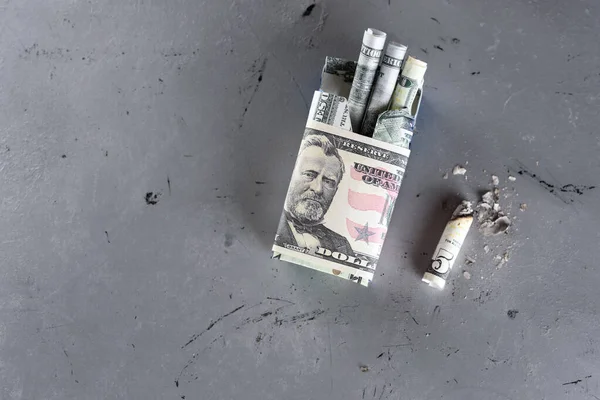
[272,28,427,287]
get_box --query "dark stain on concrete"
[517,167,596,203]
[145,192,161,205]
[239,58,268,128]
[224,233,234,247]
[302,4,316,17]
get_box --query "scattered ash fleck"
[452,165,467,175]
[491,175,499,186]
[464,255,476,265]
[476,189,511,236]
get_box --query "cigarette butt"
[422,201,474,290]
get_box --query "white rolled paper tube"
[422,201,474,290]
[363,28,387,49]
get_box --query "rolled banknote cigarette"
[422,201,473,290]
[361,42,408,137]
[389,56,427,117]
[348,28,387,133]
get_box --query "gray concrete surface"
[1,0,600,399]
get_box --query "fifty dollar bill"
[273,91,410,287]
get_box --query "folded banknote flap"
[320,57,357,99]
[272,110,411,287]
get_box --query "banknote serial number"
[284,244,309,253]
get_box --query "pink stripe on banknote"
[347,189,387,213]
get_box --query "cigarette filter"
[422,201,473,290]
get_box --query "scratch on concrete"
[181,304,245,349]
[502,88,525,113]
